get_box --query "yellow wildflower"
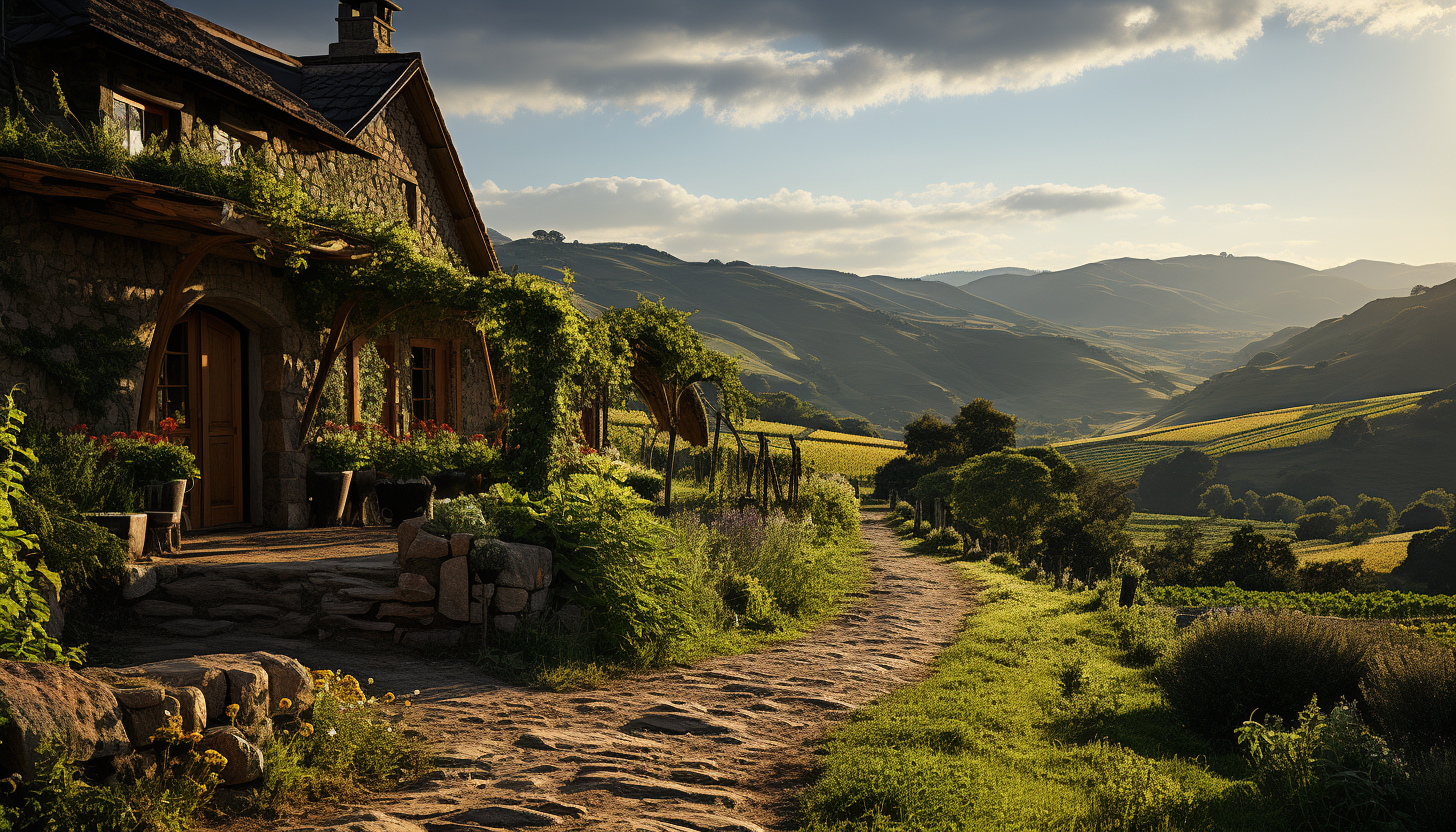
[202,749,229,768]
[225,703,240,723]
[188,732,204,744]
[367,677,375,686]
[278,698,293,710]
[383,692,395,703]
[403,700,412,707]
[300,723,315,737]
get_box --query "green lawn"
[799,558,1268,831]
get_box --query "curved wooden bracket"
[136,235,248,431]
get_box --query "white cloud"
[478,176,1163,274]
[413,0,1452,125]
[1192,202,1274,213]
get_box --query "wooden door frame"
[197,309,246,527]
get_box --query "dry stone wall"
[0,652,310,786]
[123,521,557,647]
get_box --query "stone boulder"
[437,556,470,622]
[0,659,130,778]
[488,540,553,590]
[109,654,272,739]
[245,652,314,716]
[198,726,264,786]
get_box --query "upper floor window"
[214,127,242,166]
[111,94,169,155]
[400,178,418,227]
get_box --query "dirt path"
[174,512,971,832]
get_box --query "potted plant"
[417,421,473,499]
[307,422,371,527]
[455,433,500,495]
[107,420,199,518]
[372,430,438,527]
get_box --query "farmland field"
[1129,512,1414,574]
[1055,391,1431,481]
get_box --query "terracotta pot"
[375,479,434,527]
[307,470,355,527]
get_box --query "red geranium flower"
[70,423,88,435]
[159,417,179,435]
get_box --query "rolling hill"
[495,240,1182,434]
[964,254,1383,330]
[1148,276,1456,426]
[920,267,1040,285]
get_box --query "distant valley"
[493,231,1455,440]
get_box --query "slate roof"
[298,57,420,138]
[9,0,361,149]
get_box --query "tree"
[1296,512,1339,541]
[1136,449,1217,515]
[1242,490,1266,520]
[873,455,928,500]
[602,298,750,512]
[1262,492,1306,523]
[1398,501,1449,532]
[532,229,566,243]
[1038,465,1135,582]
[1200,525,1298,590]
[1247,351,1280,367]
[952,398,1017,458]
[950,451,1073,554]
[1393,528,1456,593]
[1417,488,1456,515]
[1352,494,1397,533]
[903,412,957,462]
[1305,495,1340,515]
[1412,284,1430,295]
[1328,416,1373,448]
[1199,484,1246,519]
[1142,520,1205,585]
[1017,446,1077,492]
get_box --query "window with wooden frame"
[110,93,171,155]
[408,339,459,427]
[401,178,418,227]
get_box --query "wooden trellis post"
[709,411,722,494]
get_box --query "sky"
[174,0,1456,277]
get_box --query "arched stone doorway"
[155,306,248,528]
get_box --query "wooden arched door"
[156,308,246,527]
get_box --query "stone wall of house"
[0,192,320,528]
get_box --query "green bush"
[1360,640,1456,755]
[1105,606,1176,666]
[618,464,664,502]
[109,434,198,484]
[1352,495,1397,534]
[22,430,136,513]
[720,573,779,630]
[1329,519,1379,544]
[3,739,135,831]
[308,423,371,472]
[1154,611,1382,737]
[1199,525,1298,590]
[425,497,496,539]
[920,526,961,554]
[1236,697,1405,831]
[802,474,859,542]
[1296,559,1382,594]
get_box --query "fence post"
[709,411,722,494]
[913,500,922,537]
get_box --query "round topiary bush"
[1153,611,1383,738]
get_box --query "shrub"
[4,739,135,832]
[1305,496,1340,515]
[1106,606,1176,666]
[22,428,136,513]
[1140,521,1204,586]
[1398,501,1448,532]
[1417,488,1456,515]
[802,473,860,543]
[1236,697,1405,831]
[1360,640,1456,755]
[921,526,961,554]
[425,497,495,539]
[617,464,664,502]
[720,573,779,630]
[1296,512,1338,541]
[454,435,500,477]
[1153,611,1381,737]
[1079,743,1212,832]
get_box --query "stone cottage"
[0,0,506,528]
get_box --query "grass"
[1055,391,1430,481]
[800,555,1267,831]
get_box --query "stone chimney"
[330,0,401,58]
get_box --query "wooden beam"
[136,235,248,431]
[298,293,365,442]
